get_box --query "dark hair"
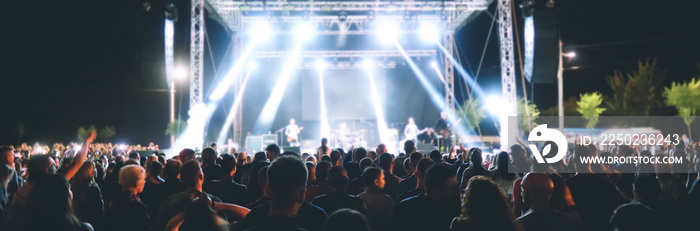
[220,154,237,175]
[284,151,301,158]
[254,152,267,162]
[574,145,591,158]
[429,150,442,163]
[321,155,331,162]
[425,164,456,195]
[378,153,394,171]
[327,166,349,190]
[416,158,435,175]
[330,151,341,165]
[323,209,371,231]
[268,156,307,207]
[316,161,332,182]
[633,174,660,200]
[201,148,217,164]
[149,161,163,179]
[367,151,378,160]
[265,144,281,156]
[210,143,217,148]
[128,152,140,159]
[179,149,196,161]
[469,148,483,165]
[403,140,415,154]
[510,144,525,160]
[492,152,516,181]
[359,157,374,172]
[26,174,83,230]
[353,148,367,162]
[28,155,53,181]
[164,159,182,179]
[180,160,202,188]
[409,152,423,168]
[322,138,328,144]
[306,162,316,184]
[362,167,383,188]
[456,176,517,231]
[179,194,219,231]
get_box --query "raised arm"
[164,212,185,231]
[213,202,250,220]
[64,129,97,180]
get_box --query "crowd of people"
[0,129,698,231]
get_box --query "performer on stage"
[416,128,437,145]
[285,118,303,146]
[435,111,460,152]
[404,117,420,141]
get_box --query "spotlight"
[368,11,376,21]
[315,60,326,70]
[419,24,439,43]
[430,61,438,68]
[564,51,576,59]
[165,3,178,21]
[376,21,399,44]
[486,96,504,115]
[296,22,315,40]
[173,67,187,80]
[362,60,375,69]
[338,11,347,22]
[250,22,273,42]
[248,61,258,71]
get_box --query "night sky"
[2,0,699,146]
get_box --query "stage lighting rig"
[338,11,348,22]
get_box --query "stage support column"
[498,0,518,149]
[233,34,244,150]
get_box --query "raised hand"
[86,129,97,143]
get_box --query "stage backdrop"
[300,69,387,121]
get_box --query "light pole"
[171,67,187,148]
[558,40,575,130]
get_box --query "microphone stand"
[275,126,286,146]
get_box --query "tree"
[518,97,540,131]
[577,92,606,130]
[663,78,700,140]
[541,96,580,116]
[98,126,116,141]
[458,97,486,133]
[77,125,96,141]
[605,59,665,116]
[166,118,187,139]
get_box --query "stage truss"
[192,0,504,147]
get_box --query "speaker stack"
[522,0,560,84]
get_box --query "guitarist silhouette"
[285,118,304,146]
[434,111,461,152]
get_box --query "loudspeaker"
[523,7,560,83]
[416,143,436,155]
[282,146,301,155]
[246,136,263,153]
[262,134,277,145]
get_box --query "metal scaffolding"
[192,0,495,147]
[497,0,517,148]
